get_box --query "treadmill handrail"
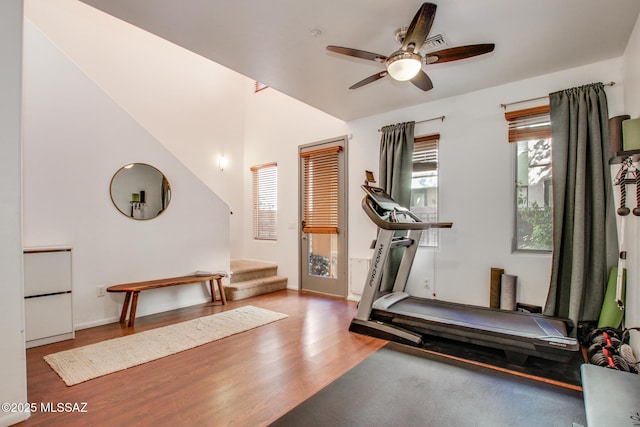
[362,196,453,231]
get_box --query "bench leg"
[209,278,227,305]
[208,279,215,303]
[120,292,132,324]
[128,291,140,327]
[216,277,227,305]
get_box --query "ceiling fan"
[327,2,495,91]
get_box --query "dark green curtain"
[379,121,414,291]
[544,83,618,330]
[379,122,415,206]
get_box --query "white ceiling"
[78,0,640,121]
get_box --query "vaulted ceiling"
[79,0,640,121]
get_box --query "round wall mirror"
[110,163,171,220]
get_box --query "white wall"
[23,21,231,329]
[25,0,248,258]
[242,87,348,287]
[0,2,29,426]
[624,13,640,117]
[348,58,625,307]
[622,12,640,354]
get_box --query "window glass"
[411,134,439,246]
[515,137,552,251]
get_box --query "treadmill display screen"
[361,186,402,211]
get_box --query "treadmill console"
[361,185,404,212]
[361,185,453,230]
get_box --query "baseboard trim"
[75,317,120,331]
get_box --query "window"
[254,81,269,93]
[506,105,552,251]
[411,134,439,246]
[251,163,277,240]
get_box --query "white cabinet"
[24,247,74,348]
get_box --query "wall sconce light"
[219,155,228,171]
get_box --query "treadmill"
[350,185,579,364]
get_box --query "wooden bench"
[107,274,226,327]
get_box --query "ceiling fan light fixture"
[386,52,422,81]
[329,3,494,92]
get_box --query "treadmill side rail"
[373,292,411,310]
[349,319,422,346]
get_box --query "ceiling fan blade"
[426,44,495,64]
[349,71,387,90]
[410,70,433,91]
[402,2,437,53]
[327,45,387,62]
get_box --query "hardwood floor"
[18,290,385,427]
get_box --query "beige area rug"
[44,305,288,386]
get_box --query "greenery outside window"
[251,162,277,241]
[411,134,439,246]
[506,106,552,251]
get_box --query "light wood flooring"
[19,290,385,427]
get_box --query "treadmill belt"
[388,297,568,339]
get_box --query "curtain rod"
[378,115,445,132]
[499,81,616,109]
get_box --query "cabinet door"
[24,250,71,296]
[24,293,73,341]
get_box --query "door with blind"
[299,137,347,297]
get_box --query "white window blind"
[251,162,277,240]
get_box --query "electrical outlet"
[96,286,106,297]
[424,279,430,289]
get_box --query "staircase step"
[224,276,288,301]
[230,259,278,283]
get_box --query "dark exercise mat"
[270,342,586,427]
